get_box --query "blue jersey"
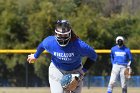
[111,45,133,65]
[34,36,97,71]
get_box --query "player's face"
[56,34,69,39]
[55,27,70,38]
[55,27,71,47]
[117,39,124,47]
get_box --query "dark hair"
[70,30,79,41]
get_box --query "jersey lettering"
[54,52,74,61]
[115,52,126,56]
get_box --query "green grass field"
[0,87,139,93]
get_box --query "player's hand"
[124,66,132,79]
[27,54,37,63]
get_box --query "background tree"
[0,0,140,86]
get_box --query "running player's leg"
[49,63,63,93]
[120,66,127,93]
[107,64,120,93]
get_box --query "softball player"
[107,36,133,93]
[27,20,97,93]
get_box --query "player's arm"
[77,39,97,73]
[82,58,95,73]
[27,42,45,63]
[110,49,114,64]
[127,49,133,67]
[124,48,133,79]
[34,42,45,58]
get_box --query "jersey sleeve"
[127,48,133,62]
[110,48,114,64]
[34,37,50,58]
[34,42,45,58]
[77,39,97,61]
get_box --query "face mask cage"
[55,20,72,47]
[117,39,124,46]
[55,29,71,47]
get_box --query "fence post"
[25,61,28,88]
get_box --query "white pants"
[107,64,127,92]
[49,62,83,93]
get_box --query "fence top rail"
[0,49,140,54]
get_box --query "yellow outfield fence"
[0,49,140,54]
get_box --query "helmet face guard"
[117,39,123,46]
[55,20,71,47]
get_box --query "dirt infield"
[0,87,139,93]
[82,87,140,93]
